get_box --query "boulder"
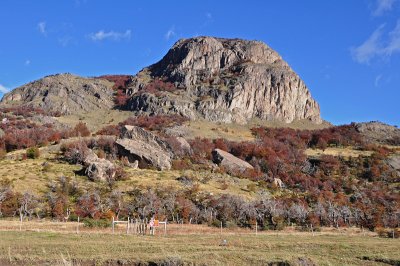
[116,125,172,170]
[83,150,115,182]
[175,137,192,154]
[388,155,400,175]
[273,178,284,188]
[212,148,253,175]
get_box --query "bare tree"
[289,203,309,225]
[18,192,38,220]
[0,185,11,217]
[107,189,124,220]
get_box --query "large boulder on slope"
[116,125,172,170]
[212,148,253,175]
[83,149,116,182]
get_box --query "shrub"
[72,122,91,137]
[225,220,238,229]
[26,147,40,159]
[61,140,90,164]
[83,218,111,228]
[210,219,222,228]
[114,166,128,181]
[385,228,400,239]
[0,149,6,160]
[123,114,188,131]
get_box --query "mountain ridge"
[1,36,321,125]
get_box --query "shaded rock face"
[116,125,172,170]
[83,150,115,182]
[356,121,400,144]
[127,36,321,124]
[388,155,400,175]
[175,137,192,154]
[0,73,115,115]
[212,148,253,175]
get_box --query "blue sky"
[0,0,399,126]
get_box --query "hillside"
[0,36,399,239]
[0,74,116,115]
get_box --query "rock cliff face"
[126,36,321,124]
[0,73,115,115]
[0,37,322,124]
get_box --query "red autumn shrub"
[71,122,91,137]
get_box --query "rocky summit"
[0,37,322,125]
[126,36,321,124]
[0,73,115,115]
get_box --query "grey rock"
[388,155,400,175]
[83,150,116,182]
[0,73,115,115]
[175,137,192,153]
[273,178,284,188]
[127,36,321,124]
[212,148,253,175]
[116,125,172,170]
[130,160,139,169]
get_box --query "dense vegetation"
[0,112,399,235]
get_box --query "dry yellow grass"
[55,109,133,131]
[0,221,398,265]
[0,156,260,199]
[119,168,259,199]
[182,118,331,141]
[0,158,81,194]
[305,147,373,158]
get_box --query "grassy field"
[0,227,398,265]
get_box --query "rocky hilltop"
[0,73,115,115]
[356,121,400,144]
[0,37,322,124]
[127,36,321,124]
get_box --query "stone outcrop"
[116,125,172,170]
[0,73,115,115]
[212,148,253,175]
[126,36,321,124]
[273,178,284,189]
[175,137,192,154]
[83,150,115,182]
[0,37,322,125]
[388,155,400,175]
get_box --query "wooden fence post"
[112,216,115,234]
[126,217,130,235]
[76,216,80,234]
[256,221,258,236]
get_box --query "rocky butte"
[1,36,322,125]
[126,36,322,124]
